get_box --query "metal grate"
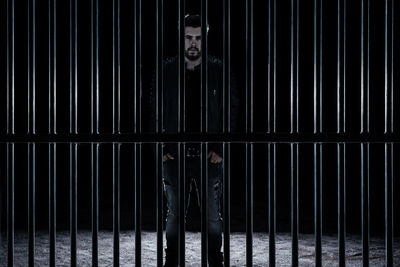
[0,0,398,266]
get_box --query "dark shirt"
[185,65,201,133]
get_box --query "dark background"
[0,0,399,236]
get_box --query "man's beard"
[185,49,201,61]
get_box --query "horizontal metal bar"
[1,133,399,144]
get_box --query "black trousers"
[162,154,223,255]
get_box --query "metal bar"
[6,3,14,253]
[1,133,400,144]
[267,0,276,265]
[49,144,56,267]
[201,143,207,267]
[90,0,99,265]
[28,144,36,267]
[177,0,186,266]
[70,0,78,265]
[268,143,276,266]
[313,0,323,265]
[290,0,299,265]
[156,143,163,267]
[338,143,346,267]
[337,1,346,266]
[113,0,121,265]
[70,144,78,267]
[222,0,231,265]
[135,144,142,266]
[290,143,299,267]
[134,0,142,265]
[245,0,254,265]
[156,0,164,265]
[91,143,99,267]
[28,0,36,265]
[246,144,253,267]
[179,143,186,267]
[7,144,14,267]
[361,143,369,267]
[361,0,370,266]
[385,2,394,266]
[385,143,393,267]
[134,0,141,135]
[222,143,230,267]
[48,0,56,265]
[314,143,322,267]
[113,143,120,266]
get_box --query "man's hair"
[184,14,209,32]
[185,14,201,28]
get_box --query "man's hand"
[208,151,222,164]
[163,153,174,162]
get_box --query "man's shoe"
[209,251,223,267]
[164,248,178,267]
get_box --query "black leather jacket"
[147,56,239,157]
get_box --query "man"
[148,14,239,267]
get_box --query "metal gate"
[0,0,399,266]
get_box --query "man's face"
[184,26,201,61]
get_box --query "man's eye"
[196,37,201,40]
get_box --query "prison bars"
[384,1,394,266]
[90,0,100,265]
[290,0,299,266]
[361,0,370,266]
[267,0,277,266]
[156,0,164,266]
[2,1,398,267]
[27,0,36,266]
[222,0,231,265]
[337,1,346,267]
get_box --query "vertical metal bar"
[337,1,346,266]
[135,144,142,267]
[28,0,36,265]
[337,144,346,267]
[268,143,276,266]
[49,145,56,267]
[267,0,276,265]
[134,0,142,264]
[290,0,299,266]
[361,0,370,266]
[201,143,207,267]
[112,143,120,267]
[177,0,186,266]
[7,145,14,267]
[245,0,254,265]
[113,0,121,265]
[91,0,99,265]
[70,0,78,265]
[313,0,322,266]
[361,143,369,267]
[222,0,231,265]
[6,0,15,253]
[156,0,164,265]
[200,0,208,263]
[70,144,77,267]
[28,144,36,267]
[156,141,163,266]
[385,1,393,266]
[91,143,99,266]
[48,0,56,265]
[6,2,15,264]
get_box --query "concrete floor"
[1,231,399,266]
